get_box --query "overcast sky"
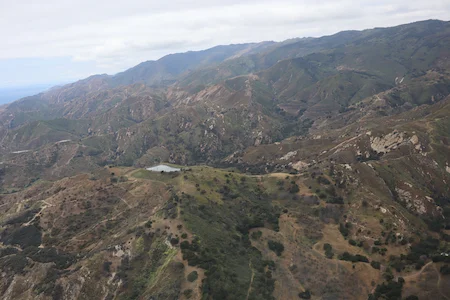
[1,0,449,87]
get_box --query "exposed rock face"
[0,20,450,300]
[370,131,406,153]
[409,134,424,152]
[280,151,297,160]
[395,186,441,216]
[292,161,309,170]
[254,131,263,146]
[410,135,419,145]
[396,187,427,215]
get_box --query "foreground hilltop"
[0,19,450,300]
[0,163,449,299]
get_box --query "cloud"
[0,0,449,85]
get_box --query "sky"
[1,0,449,88]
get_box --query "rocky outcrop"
[370,131,407,153]
[396,187,427,215]
[280,151,297,160]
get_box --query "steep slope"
[175,31,362,88]
[1,20,449,189]
[0,42,274,131]
[110,42,276,87]
[1,152,449,299]
[1,19,450,300]
[177,20,450,88]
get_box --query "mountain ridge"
[0,19,450,300]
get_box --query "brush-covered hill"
[0,19,450,300]
[0,23,448,190]
[0,162,449,300]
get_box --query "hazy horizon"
[0,18,448,100]
[1,0,450,88]
[0,83,61,105]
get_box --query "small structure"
[146,164,181,173]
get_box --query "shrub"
[187,271,198,282]
[338,252,369,263]
[0,254,28,274]
[22,246,75,269]
[440,264,450,275]
[371,261,381,269]
[180,241,190,250]
[318,193,327,199]
[103,261,112,273]
[268,240,284,256]
[0,247,19,258]
[289,184,300,194]
[4,225,42,248]
[181,233,188,239]
[264,260,276,271]
[4,208,40,225]
[390,255,406,272]
[323,244,334,259]
[52,284,64,300]
[183,289,193,299]
[298,290,311,299]
[388,236,441,270]
[251,231,262,240]
[339,223,349,237]
[372,279,404,300]
[327,196,344,204]
[323,243,332,252]
[317,176,331,185]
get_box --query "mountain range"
[0,19,450,300]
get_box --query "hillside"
[0,19,450,300]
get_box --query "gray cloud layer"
[1,0,450,77]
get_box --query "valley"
[0,19,450,300]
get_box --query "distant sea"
[0,84,56,105]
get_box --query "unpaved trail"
[245,261,255,300]
[24,200,55,226]
[118,196,132,209]
[0,121,9,150]
[330,134,361,154]
[433,264,450,300]
[311,241,339,273]
[404,261,433,279]
[403,261,450,300]
[116,186,134,209]
[67,210,126,244]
